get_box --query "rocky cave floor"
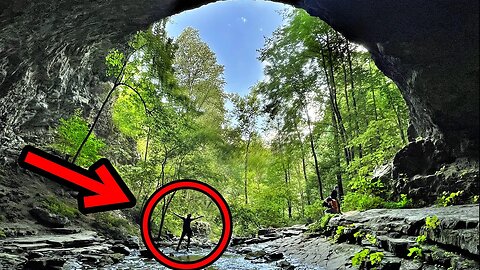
[0,167,479,270]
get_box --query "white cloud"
[259,27,263,32]
[240,16,247,23]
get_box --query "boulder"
[244,250,266,260]
[111,243,130,255]
[29,207,69,228]
[191,221,211,237]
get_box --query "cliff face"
[0,0,478,197]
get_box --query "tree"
[230,91,261,205]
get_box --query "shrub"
[352,249,383,268]
[472,195,479,204]
[437,191,463,207]
[93,212,137,238]
[384,194,412,209]
[408,247,423,259]
[42,196,80,219]
[352,248,370,267]
[369,251,384,266]
[365,233,377,245]
[308,213,335,233]
[416,234,427,244]
[305,199,326,221]
[353,230,365,239]
[0,229,6,238]
[342,192,385,211]
[51,111,105,167]
[425,215,440,231]
[333,225,345,242]
[231,204,260,237]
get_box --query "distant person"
[324,197,340,214]
[330,186,339,200]
[330,185,342,213]
[173,212,203,251]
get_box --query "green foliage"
[343,192,412,212]
[336,225,346,236]
[342,192,385,211]
[321,213,335,228]
[472,195,479,204]
[231,203,260,236]
[408,247,423,259]
[93,212,137,236]
[333,225,346,242]
[365,233,377,245]
[42,196,80,219]
[425,215,440,231]
[351,248,370,268]
[51,111,105,167]
[416,234,427,244]
[308,213,335,233]
[105,49,125,78]
[369,252,384,266]
[0,229,5,238]
[88,8,411,238]
[384,194,412,209]
[305,199,326,221]
[437,191,464,207]
[354,230,365,239]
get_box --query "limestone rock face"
[0,1,478,193]
[29,207,69,228]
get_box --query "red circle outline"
[141,179,232,270]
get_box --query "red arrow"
[18,146,136,214]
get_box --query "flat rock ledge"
[235,205,479,270]
[0,229,139,269]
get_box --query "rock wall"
[0,0,478,194]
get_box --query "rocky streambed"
[0,204,478,270]
[0,225,311,270]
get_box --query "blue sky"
[166,0,291,96]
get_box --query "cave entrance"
[79,0,410,245]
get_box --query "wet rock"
[266,252,284,261]
[108,253,125,263]
[276,260,295,269]
[49,227,81,235]
[0,253,27,268]
[111,243,130,255]
[231,236,249,246]
[377,235,416,258]
[23,256,66,270]
[79,254,102,265]
[236,247,252,254]
[258,228,275,236]
[119,236,140,249]
[244,250,266,260]
[29,207,69,228]
[139,249,154,259]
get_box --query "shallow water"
[64,249,323,270]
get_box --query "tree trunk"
[331,107,345,199]
[156,191,176,240]
[295,125,311,205]
[321,33,352,165]
[244,135,251,204]
[305,106,324,200]
[386,84,407,144]
[346,41,363,158]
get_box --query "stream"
[63,246,324,270]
